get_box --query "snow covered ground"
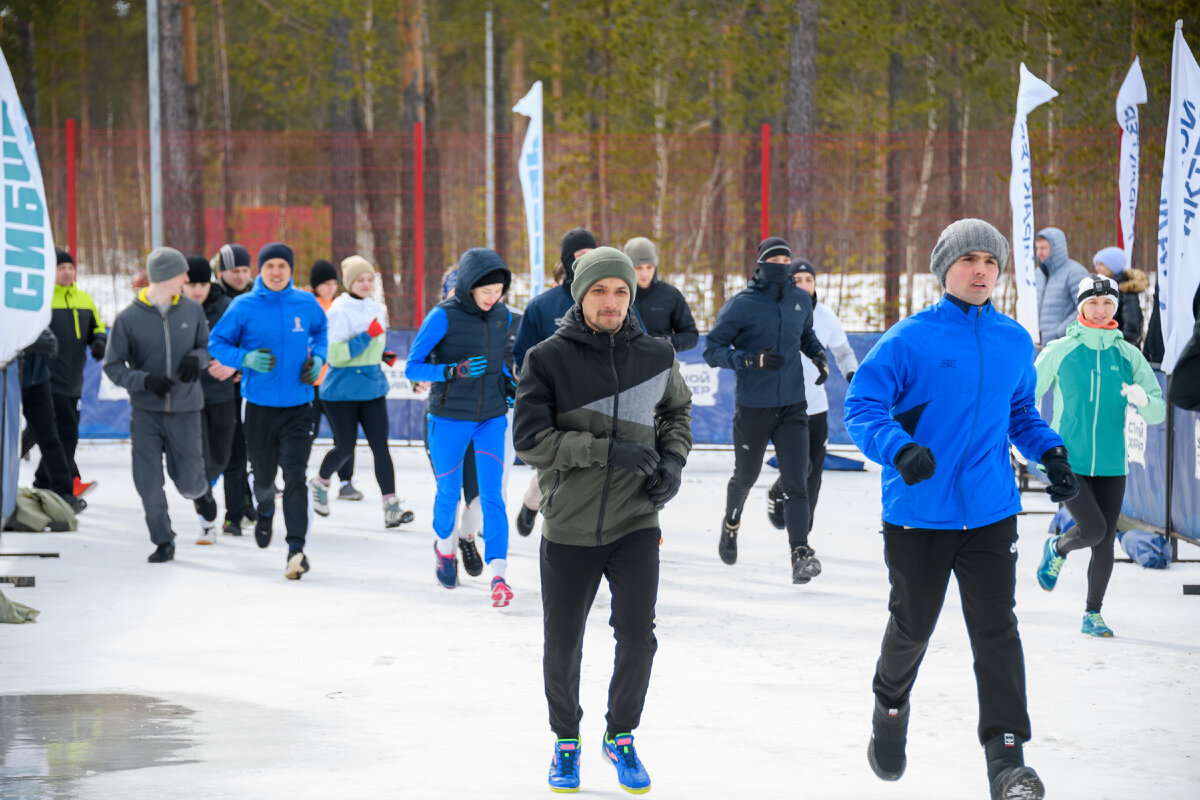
[2,441,1198,799]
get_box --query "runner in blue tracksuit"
[844,219,1078,800]
[406,247,515,607]
[209,243,327,580]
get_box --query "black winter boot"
[985,734,1044,800]
[790,545,823,584]
[867,697,908,781]
[718,518,739,565]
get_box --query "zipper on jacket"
[776,300,785,406]
[956,307,984,529]
[1091,347,1101,475]
[594,333,620,545]
[477,313,489,420]
[163,307,173,413]
[546,469,561,510]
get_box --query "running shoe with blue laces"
[548,738,580,792]
[603,732,651,794]
[1036,535,1065,591]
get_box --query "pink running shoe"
[490,576,513,607]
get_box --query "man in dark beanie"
[624,236,699,353]
[182,255,237,544]
[43,247,107,499]
[209,242,327,580]
[104,247,211,563]
[513,246,692,794]
[509,227,598,537]
[704,236,828,583]
[211,243,255,298]
[845,218,1078,800]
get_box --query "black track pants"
[244,402,314,553]
[23,381,73,498]
[726,402,811,548]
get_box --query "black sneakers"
[867,697,909,781]
[766,481,786,530]
[254,503,274,549]
[516,505,537,537]
[718,519,739,565]
[459,537,484,577]
[986,734,1044,800]
[148,541,175,563]
[790,545,822,584]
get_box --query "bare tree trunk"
[330,11,357,266]
[213,0,235,244]
[946,46,962,221]
[423,53,444,323]
[399,0,427,324]
[17,17,37,131]
[785,0,817,256]
[1045,31,1056,225]
[652,68,669,243]
[550,1,563,129]
[882,15,903,327]
[160,0,201,253]
[493,13,510,261]
[904,56,937,318]
[182,0,204,252]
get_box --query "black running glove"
[145,374,174,398]
[645,452,685,508]
[893,442,937,486]
[177,354,201,383]
[608,440,661,477]
[89,339,106,360]
[743,349,785,370]
[1040,446,1080,503]
[812,354,829,385]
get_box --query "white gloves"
[1120,382,1149,408]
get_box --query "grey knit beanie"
[929,219,1010,285]
[146,247,188,283]
[570,247,637,305]
[623,237,658,267]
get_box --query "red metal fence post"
[414,121,426,323]
[760,123,770,240]
[66,118,76,258]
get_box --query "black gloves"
[145,374,174,398]
[444,355,487,380]
[743,349,785,370]
[893,442,937,485]
[608,440,661,477]
[845,370,855,383]
[645,452,685,507]
[812,354,829,385]
[177,354,201,383]
[1040,446,1080,503]
[89,339,106,360]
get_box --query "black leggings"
[1060,474,1125,614]
[726,402,811,548]
[769,410,828,534]
[313,392,354,482]
[319,397,395,495]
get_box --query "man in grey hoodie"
[104,248,211,563]
[1034,227,1089,345]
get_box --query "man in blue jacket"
[844,219,1079,800]
[209,243,327,580]
[704,236,828,584]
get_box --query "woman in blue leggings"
[406,248,515,607]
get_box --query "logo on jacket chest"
[940,359,956,368]
[293,316,303,332]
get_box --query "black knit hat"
[309,259,338,288]
[757,237,791,262]
[560,228,598,275]
[257,242,294,270]
[56,248,75,265]
[790,257,816,276]
[186,255,211,284]
[212,243,252,272]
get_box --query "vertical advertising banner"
[1009,63,1058,345]
[513,81,545,298]
[1116,58,1147,270]
[1157,22,1200,375]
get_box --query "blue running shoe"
[1036,535,1065,591]
[434,542,458,589]
[603,732,651,794]
[1081,612,1113,638]
[548,738,580,793]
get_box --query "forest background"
[1,1,1197,328]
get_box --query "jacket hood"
[1036,227,1069,274]
[202,282,227,308]
[1119,267,1149,294]
[451,248,511,315]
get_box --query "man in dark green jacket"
[514,247,692,795]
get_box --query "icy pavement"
[2,441,1198,799]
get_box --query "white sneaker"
[196,515,217,545]
[383,497,414,528]
[310,477,330,517]
[285,551,311,580]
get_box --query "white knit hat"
[1076,274,1119,315]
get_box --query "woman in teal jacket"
[1033,275,1165,638]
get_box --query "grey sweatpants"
[130,407,207,545]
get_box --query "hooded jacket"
[703,267,825,408]
[198,283,236,405]
[321,291,389,402]
[844,295,1063,530]
[406,248,513,422]
[208,276,328,408]
[103,289,210,413]
[513,305,692,546]
[48,282,106,398]
[1034,319,1164,477]
[1035,227,1089,344]
[634,274,700,353]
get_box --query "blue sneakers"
[1081,612,1114,638]
[603,732,651,794]
[548,738,580,793]
[1036,535,1066,591]
[434,542,458,589]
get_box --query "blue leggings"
[427,414,509,563]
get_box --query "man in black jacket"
[623,237,699,352]
[514,247,692,794]
[704,236,828,583]
[1168,317,1200,411]
[20,327,84,513]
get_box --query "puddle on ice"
[0,694,196,799]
